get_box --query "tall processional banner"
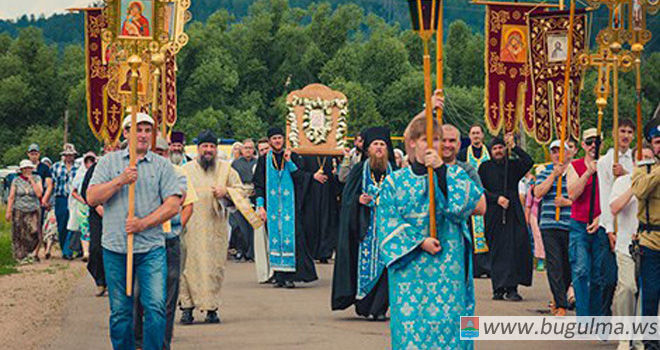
[528,10,587,144]
[85,8,123,144]
[484,4,543,135]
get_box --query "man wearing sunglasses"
[566,128,608,316]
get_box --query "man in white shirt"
[609,146,653,350]
[597,118,636,316]
[599,119,636,242]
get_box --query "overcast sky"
[0,1,96,20]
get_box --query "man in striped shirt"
[534,139,574,316]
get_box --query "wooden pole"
[589,62,608,225]
[555,0,576,220]
[435,0,444,125]
[612,54,620,234]
[634,56,643,161]
[417,0,438,238]
[126,54,141,297]
[423,40,438,239]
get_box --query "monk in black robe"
[299,154,342,262]
[478,134,533,301]
[254,127,318,288]
[332,127,395,320]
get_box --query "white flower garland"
[286,96,348,148]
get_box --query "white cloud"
[0,1,96,21]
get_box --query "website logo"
[461,316,479,339]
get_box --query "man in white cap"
[534,139,574,316]
[51,142,80,259]
[134,137,196,350]
[87,113,182,350]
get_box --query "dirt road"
[26,261,617,349]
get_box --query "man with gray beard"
[169,131,190,166]
[179,130,246,324]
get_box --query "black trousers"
[229,212,254,260]
[86,214,105,287]
[135,237,180,350]
[541,228,571,308]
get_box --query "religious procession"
[0,0,658,349]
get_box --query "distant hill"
[0,12,84,45]
[0,0,487,45]
[0,0,655,52]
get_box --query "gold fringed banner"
[484,4,543,135]
[85,8,122,144]
[165,52,177,127]
[528,10,587,144]
[152,51,177,131]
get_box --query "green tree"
[232,107,267,140]
[330,79,382,134]
[177,107,230,141]
[3,125,64,165]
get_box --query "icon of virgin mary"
[500,29,527,63]
[121,1,150,37]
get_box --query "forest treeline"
[0,0,657,166]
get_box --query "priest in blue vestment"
[254,127,318,288]
[378,116,486,349]
[331,126,396,320]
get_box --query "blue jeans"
[104,247,166,350]
[568,219,607,316]
[641,246,660,317]
[134,237,180,350]
[55,196,72,257]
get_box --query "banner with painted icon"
[528,10,587,144]
[484,4,543,136]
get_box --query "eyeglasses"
[584,138,598,146]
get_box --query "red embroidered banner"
[528,10,586,144]
[85,8,123,144]
[484,4,542,136]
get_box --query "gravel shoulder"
[0,257,86,350]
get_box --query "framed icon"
[117,0,154,40]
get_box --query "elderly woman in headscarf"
[5,160,43,263]
[230,142,243,162]
[393,148,405,168]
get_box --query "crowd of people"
[2,93,660,349]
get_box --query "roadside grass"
[0,205,18,275]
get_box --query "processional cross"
[576,0,657,225]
